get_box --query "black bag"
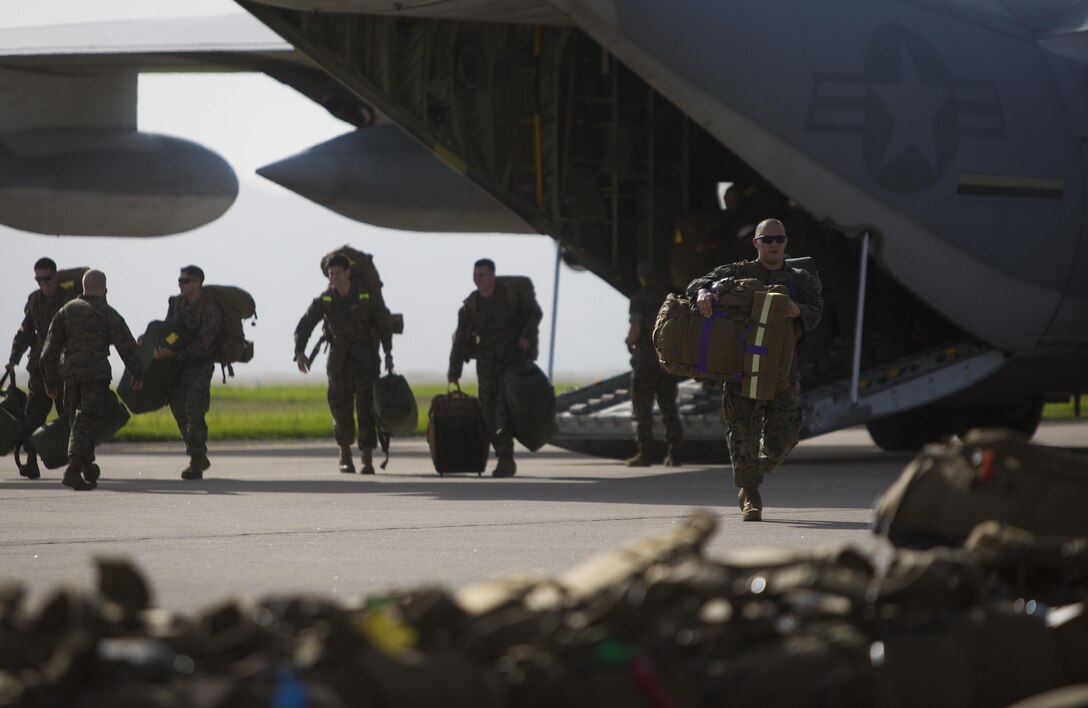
[373,373,418,437]
[427,387,489,475]
[118,321,190,414]
[503,360,555,452]
[873,429,1088,547]
[30,390,131,469]
[0,369,27,456]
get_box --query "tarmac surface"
[2,422,1085,614]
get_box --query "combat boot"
[663,442,682,467]
[84,461,101,489]
[18,450,41,480]
[625,443,653,467]
[738,486,762,522]
[181,454,210,481]
[492,457,516,478]
[360,447,375,475]
[62,460,92,491]
[338,444,355,474]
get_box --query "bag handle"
[0,368,10,389]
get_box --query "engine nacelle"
[0,129,238,237]
[257,126,534,234]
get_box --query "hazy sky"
[0,1,632,385]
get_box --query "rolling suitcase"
[427,386,489,475]
[118,320,189,414]
[30,389,131,469]
[0,370,27,456]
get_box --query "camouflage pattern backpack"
[202,285,257,381]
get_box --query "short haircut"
[34,258,57,272]
[636,259,656,277]
[474,258,496,273]
[327,255,350,271]
[180,265,205,283]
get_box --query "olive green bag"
[873,429,1088,547]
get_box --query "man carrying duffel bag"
[447,258,543,478]
[5,258,86,480]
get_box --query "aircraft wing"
[0,13,532,236]
[0,14,299,68]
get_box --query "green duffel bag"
[874,428,1088,547]
[118,320,190,414]
[373,373,418,436]
[503,360,556,453]
[0,370,27,456]
[31,389,131,469]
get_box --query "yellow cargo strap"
[747,294,776,399]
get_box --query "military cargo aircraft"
[2,1,1085,455]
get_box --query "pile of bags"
[2,432,1086,707]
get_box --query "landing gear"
[952,399,1044,439]
[866,405,953,452]
[867,399,1045,452]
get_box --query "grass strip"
[111,386,1085,442]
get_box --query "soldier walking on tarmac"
[294,254,395,475]
[154,265,222,481]
[448,258,543,478]
[625,260,683,467]
[688,218,823,521]
[6,258,81,479]
[39,270,143,491]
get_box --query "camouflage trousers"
[169,361,214,458]
[630,363,683,446]
[24,367,63,457]
[477,359,513,460]
[721,379,802,488]
[327,356,378,449]
[61,379,110,463]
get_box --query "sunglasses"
[34,275,55,283]
[757,235,787,244]
[178,278,192,285]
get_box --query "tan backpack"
[202,285,257,381]
[652,279,795,398]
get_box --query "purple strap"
[695,316,715,373]
[744,344,769,355]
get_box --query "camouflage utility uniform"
[39,295,142,472]
[628,282,683,456]
[165,294,222,463]
[687,260,823,488]
[294,284,393,453]
[8,286,79,473]
[448,280,542,464]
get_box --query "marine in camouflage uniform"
[625,260,683,467]
[448,259,543,478]
[5,258,82,479]
[294,255,394,475]
[160,266,222,480]
[39,270,143,491]
[688,219,823,521]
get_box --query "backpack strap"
[378,428,391,470]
